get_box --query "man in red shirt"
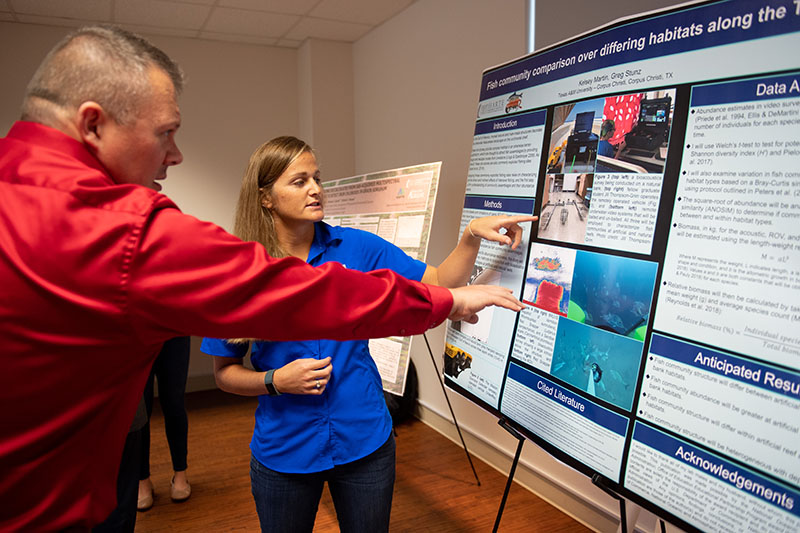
[0,26,523,530]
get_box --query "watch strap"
[263,369,281,396]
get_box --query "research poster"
[323,162,440,395]
[443,1,800,531]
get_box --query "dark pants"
[93,428,142,533]
[139,336,190,478]
[250,434,396,533]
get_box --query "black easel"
[492,417,525,533]
[422,333,480,485]
[591,474,628,533]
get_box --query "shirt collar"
[308,221,343,264]
[7,121,111,180]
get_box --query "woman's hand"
[424,215,538,288]
[273,356,332,395]
[467,215,538,250]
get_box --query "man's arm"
[447,284,523,323]
[127,208,521,343]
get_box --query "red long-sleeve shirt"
[0,121,452,530]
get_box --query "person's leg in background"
[327,433,395,533]
[157,336,191,501]
[137,336,191,509]
[137,368,156,511]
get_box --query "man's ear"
[76,101,107,151]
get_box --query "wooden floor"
[136,390,591,532]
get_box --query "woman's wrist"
[467,219,478,239]
[263,369,281,396]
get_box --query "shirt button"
[399,329,407,335]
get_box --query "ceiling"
[0,0,416,48]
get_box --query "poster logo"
[505,91,523,113]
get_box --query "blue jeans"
[250,434,395,533]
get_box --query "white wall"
[0,24,66,131]
[298,39,355,179]
[536,0,690,50]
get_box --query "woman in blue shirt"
[201,136,533,533]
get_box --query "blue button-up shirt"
[201,222,426,473]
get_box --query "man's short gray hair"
[21,25,185,125]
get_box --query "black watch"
[263,369,281,396]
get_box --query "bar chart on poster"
[443,1,800,531]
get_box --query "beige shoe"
[170,476,191,502]
[137,480,154,511]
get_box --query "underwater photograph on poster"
[550,317,643,411]
[523,244,577,317]
[568,251,657,341]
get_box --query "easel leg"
[493,418,525,533]
[592,474,643,533]
[618,500,641,533]
[423,333,480,485]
